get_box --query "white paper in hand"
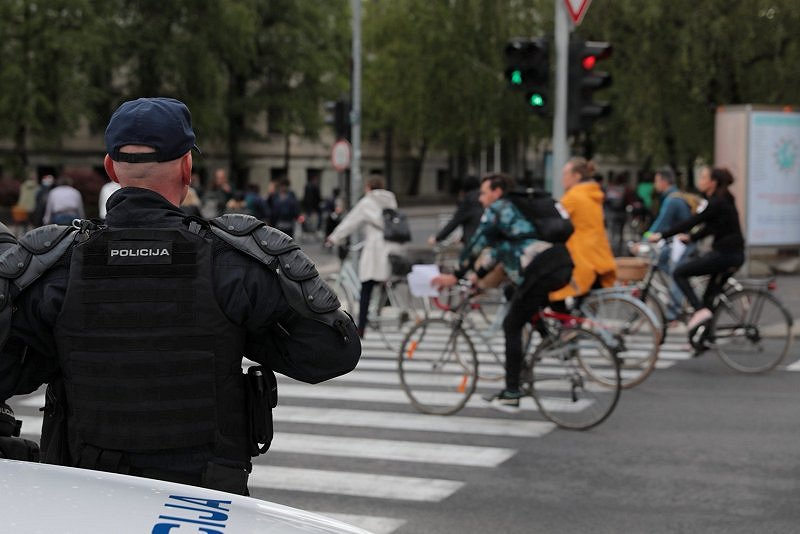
[407,264,441,297]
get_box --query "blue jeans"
[658,241,696,321]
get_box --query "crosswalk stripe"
[276,382,601,411]
[275,406,555,437]
[17,404,554,439]
[329,365,668,385]
[249,465,463,502]
[16,395,45,408]
[361,336,692,361]
[271,432,515,467]
[13,413,516,468]
[15,415,42,436]
[356,356,678,375]
[313,512,405,534]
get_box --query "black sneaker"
[482,389,523,413]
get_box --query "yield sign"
[564,0,593,25]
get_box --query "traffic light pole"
[350,0,362,209]
[551,0,571,199]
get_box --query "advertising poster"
[746,112,800,246]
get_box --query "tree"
[363,0,551,194]
[580,0,800,174]
[0,0,111,175]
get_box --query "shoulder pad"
[253,225,299,256]
[0,225,76,285]
[209,222,343,317]
[209,214,265,236]
[19,224,76,254]
[0,223,15,247]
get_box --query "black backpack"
[506,188,574,244]
[381,208,412,243]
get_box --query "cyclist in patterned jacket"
[432,174,573,412]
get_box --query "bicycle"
[628,241,733,340]
[689,277,794,373]
[397,282,622,430]
[574,287,662,388]
[323,242,427,349]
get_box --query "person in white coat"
[326,174,403,337]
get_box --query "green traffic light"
[529,93,544,107]
[511,69,522,85]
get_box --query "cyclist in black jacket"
[648,166,745,330]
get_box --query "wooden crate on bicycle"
[615,257,649,282]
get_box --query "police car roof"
[0,459,372,533]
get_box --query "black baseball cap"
[105,97,201,163]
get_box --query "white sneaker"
[687,308,712,330]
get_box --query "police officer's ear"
[103,155,120,184]
[181,153,192,187]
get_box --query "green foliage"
[581,0,800,166]
[363,0,550,156]
[0,0,349,180]
[1,0,798,181]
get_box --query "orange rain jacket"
[549,180,617,300]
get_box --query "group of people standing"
[11,173,86,233]
[180,168,341,240]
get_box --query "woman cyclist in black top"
[648,167,745,330]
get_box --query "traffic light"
[324,98,351,140]
[567,38,613,134]
[504,37,549,116]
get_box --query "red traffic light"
[582,56,596,70]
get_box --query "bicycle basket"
[615,257,649,282]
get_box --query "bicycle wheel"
[639,289,668,344]
[579,294,660,388]
[710,289,793,373]
[398,318,478,415]
[527,327,620,430]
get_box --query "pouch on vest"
[245,365,277,455]
[40,378,70,465]
[0,402,39,462]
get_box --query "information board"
[746,112,800,246]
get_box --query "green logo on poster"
[775,138,797,172]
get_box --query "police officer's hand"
[427,235,437,246]
[647,232,662,243]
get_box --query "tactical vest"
[54,225,250,463]
[0,215,355,491]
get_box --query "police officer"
[0,97,361,494]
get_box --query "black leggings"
[358,280,378,332]
[672,250,744,310]
[502,264,573,391]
